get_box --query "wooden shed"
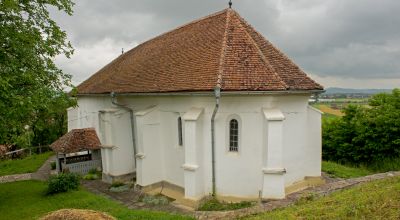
[50,128,102,175]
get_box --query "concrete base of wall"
[102,172,136,184]
[134,176,325,209]
[216,194,259,203]
[137,181,199,209]
[285,176,325,195]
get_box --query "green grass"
[367,158,400,173]
[322,161,372,178]
[0,180,192,220]
[198,198,255,211]
[0,151,53,176]
[244,176,400,220]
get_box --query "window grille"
[229,119,239,152]
[178,117,183,146]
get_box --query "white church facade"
[68,8,324,203]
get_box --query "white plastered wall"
[69,94,321,199]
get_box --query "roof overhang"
[76,89,325,97]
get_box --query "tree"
[323,89,400,165]
[0,0,75,146]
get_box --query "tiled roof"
[77,9,323,94]
[50,128,101,154]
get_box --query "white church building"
[68,8,324,203]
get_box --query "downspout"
[110,92,137,168]
[211,86,221,197]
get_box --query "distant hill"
[325,87,392,94]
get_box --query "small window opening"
[229,119,239,152]
[178,117,183,146]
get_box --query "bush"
[83,173,99,180]
[50,161,56,170]
[47,173,80,195]
[83,168,101,180]
[323,89,400,168]
[110,182,125,188]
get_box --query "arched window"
[178,117,183,146]
[229,119,239,152]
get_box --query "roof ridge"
[216,9,232,88]
[233,12,323,90]
[231,11,289,90]
[124,9,230,56]
[255,32,322,89]
[78,10,231,92]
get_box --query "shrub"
[83,168,101,180]
[323,89,400,168]
[110,181,125,188]
[88,168,100,175]
[83,173,99,180]
[50,161,56,170]
[47,173,80,195]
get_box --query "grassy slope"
[322,161,372,178]
[0,180,192,220]
[245,176,400,220]
[0,151,53,176]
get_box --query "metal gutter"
[77,90,325,97]
[211,86,221,197]
[110,92,137,168]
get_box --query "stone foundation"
[102,172,136,184]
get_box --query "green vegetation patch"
[47,173,80,195]
[244,176,400,219]
[198,198,255,211]
[322,161,372,178]
[367,157,400,173]
[0,152,53,176]
[0,180,192,220]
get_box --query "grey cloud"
[51,0,400,88]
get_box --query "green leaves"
[0,0,75,145]
[323,89,400,165]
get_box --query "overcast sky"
[52,0,400,89]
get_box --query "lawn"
[0,151,53,176]
[0,180,192,220]
[322,161,372,178]
[244,175,400,220]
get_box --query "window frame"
[226,115,241,153]
[178,116,183,146]
[229,119,239,152]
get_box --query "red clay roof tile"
[77,9,323,94]
[50,128,101,154]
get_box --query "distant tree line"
[323,89,400,167]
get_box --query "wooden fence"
[64,159,102,175]
[2,145,51,159]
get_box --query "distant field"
[332,98,369,103]
[313,104,344,117]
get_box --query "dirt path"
[0,154,56,183]
[32,155,56,181]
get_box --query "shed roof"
[77,8,323,95]
[50,128,101,154]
